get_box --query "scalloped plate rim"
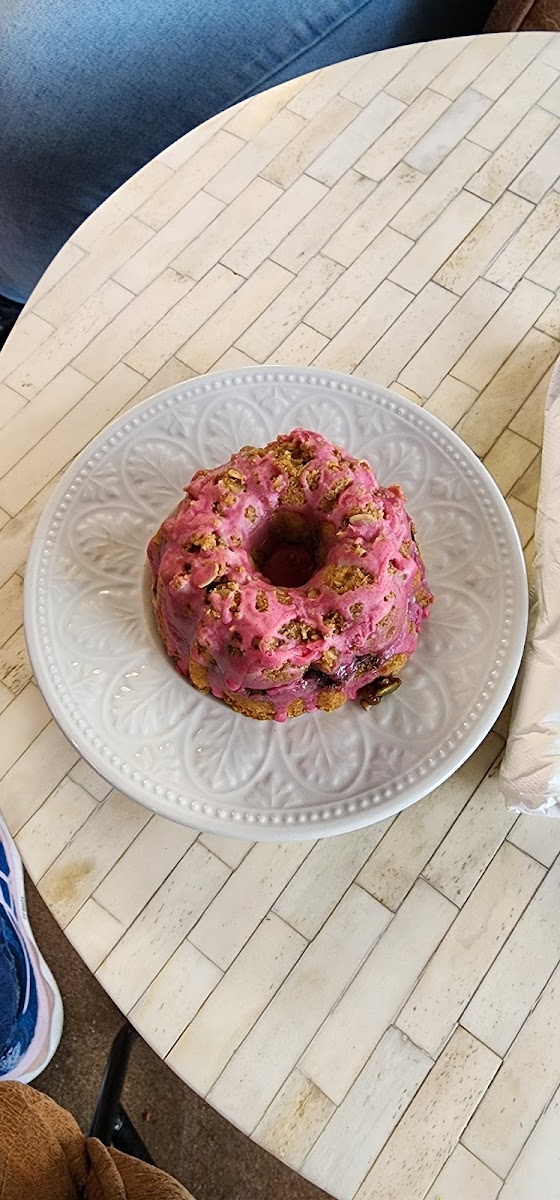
[23,365,528,841]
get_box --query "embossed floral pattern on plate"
[24,367,528,840]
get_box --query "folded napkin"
[500,356,560,816]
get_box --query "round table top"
[2,30,560,1200]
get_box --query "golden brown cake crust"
[147,428,433,723]
[223,692,276,720]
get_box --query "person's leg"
[0,1082,194,1198]
[0,0,493,306]
[0,814,63,1083]
[0,1082,85,1200]
[0,296,23,351]
[90,1140,194,1198]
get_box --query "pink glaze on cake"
[147,429,433,721]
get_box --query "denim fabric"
[0,840,39,1077]
[1,0,492,302]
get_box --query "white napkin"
[500,356,560,817]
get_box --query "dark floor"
[26,879,330,1200]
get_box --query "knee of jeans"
[0,116,85,303]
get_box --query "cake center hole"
[262,542,315,588]
[254,511,326,588]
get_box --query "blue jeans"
[1,0,492,303]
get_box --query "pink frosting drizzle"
[148,429,432,721]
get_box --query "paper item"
[500,356,560,817]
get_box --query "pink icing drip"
[148,429,432,721]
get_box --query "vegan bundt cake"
[147,429,432,721]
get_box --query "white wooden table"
[2,31,560,1200]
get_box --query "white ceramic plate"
[25,367,527,840]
